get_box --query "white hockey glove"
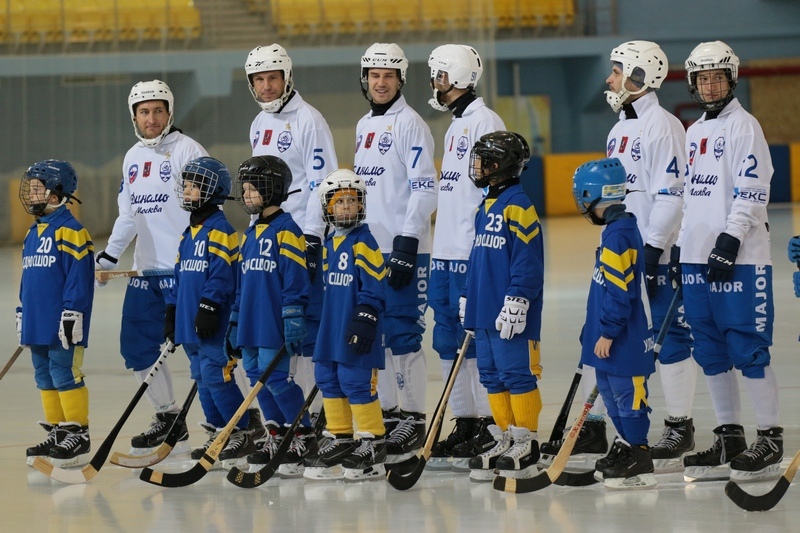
[15,308,22,344]
[94,250,118,288]
[59,310,83,350]
[458,296,467,327]
[495,296,529,340]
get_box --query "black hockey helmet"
[468,131,529,188]
[235,155,293,214]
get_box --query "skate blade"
[497,464,540,480]
[220,457,249,471]
[604,473,657,490]
[278,463,304,479]
[468,468,497,483]
[683,464,731,482]
[303,465,346,481]
[653,457,684,474]
[425,456,453,471]
[729,463,781,483]
[386,450,418,464]
[343,463,386,482]
[450,458,471,472]
[539,452,603,468]
[50,453,91,469]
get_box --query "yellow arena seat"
[325,0,374,36]
[22,0,63,44]
[118,0,169,41]
[379,1,422,34]
[273,0,323,37]
[63,0,115,44]
[169,0,201,41]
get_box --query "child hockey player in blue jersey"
[302,169,388,482]
[19,160,94,468]
[165,157,263,468]
[572,157,656,489]
[461,131,544,482]
[228,155,314,478]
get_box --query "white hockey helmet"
[427,44,483,112]
[360,43,408,100]
[605,41,668,112]
[685,40,740,111]
[318,169,367,228]
[245,44,294,113]
[128,80,175,148]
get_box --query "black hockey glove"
[668,245,682,290]
[346,304,379,355]
[195,298,221,340]
[387,236,418,289]
[305,234,322,283]
[707,232,740,283]
[643,244,663,297]
[164,305,177,346]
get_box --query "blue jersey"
[463,183,544,340]
[234,211,310,350]
[19,206,94,346]
[581,212,655,377]
[315,224,387,369]
[168,210,238,346]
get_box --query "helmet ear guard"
[177,157,232,212]
[571,157,627,225]
[128,80,175,147]
[245,44,294,112]
[468,131,529,188]
[317,169,367,228]
[235,155,292,215]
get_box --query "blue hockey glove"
[707,233,740,283]
[346,304,379,355]
[788,236,800,263]
[282,305,307,355]
[387,236,418,289]
[643,244,663,297]
[195,298,221,340]
[668,245,682,289]
[225,311,241,358]
[305,234,322,283]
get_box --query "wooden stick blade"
[111,445,174,468]
[32,457,98,484]
[725,478,790,512]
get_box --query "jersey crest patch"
[700,138,707,155]
[263,130,273,146]
[252,130,260,149]
[160,161,171,182]
[714,137,724,160]
[143,162,151,177]
[456,136,470,160]
[630,137,642,161]
[128,164,139,184]
[356,134,363,152]
[606,138,616,157]
[688,142,698,165]
[365,132,374,149]
[378,132,393,155]
[277,131,292,152]
[619,136,628,153]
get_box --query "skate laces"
[478,429,510,458]
[351,438,379,460]
[224,429,248,452]
[386,416,416,444]
[505,434,533,459]
[653,426,684,450]
[141,414,170,437]
[255,428,282,456]
[57,430,86,451]
[740,433,780,459]
[289,431,312,455]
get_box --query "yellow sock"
[488,391,514,430]
[351,400,385,437]
[59,387,89,427]
[510,388,542,432]
[41,389,65,425]
[323,397,353,435]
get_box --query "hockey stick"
[227,386,319,488]
[0,345,25,381]
[724,448,800,511]
[110,381,198,468]
[32,342,174,484]
[541,364,583,447]
[386,333,472,491]
[95,269,173,283]
[140,345,288,487]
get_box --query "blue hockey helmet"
[572,157,627,225]
[20,159,80,215]
[235,155,292,214]
[177,156,232,211]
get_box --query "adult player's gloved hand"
[282,305,307,355]
[346,304,379,355]
[387,236,418,289]
[164,304,177,347]
[225,311,241,358]
[794,271,800,298]
[495,296,529,340]
[707,232,740,283]
[643,244,663,297]
[94,249,118,288]
[58,310,83,350]
[195,298,221,340]
[668,245,682,289]
[305,234,322,283]
[788,236,800,263]
[15,307,22,345]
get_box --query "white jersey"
[354,94,437,253]
[432,97,505,260]
[679,98,773,264]
[606,91,685,260]
[250,91,338,238]
[107,130,208,270]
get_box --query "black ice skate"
[129,411,190,456]
[26,422,64,467]
[729,427,783,482]
[191,421,224,471]
[303,432,357,481]
[343,432,387,481]
[219,409,265,468]
[48,422,91,468]
[246,421,284,465]
[683,424,747,482]
[540,418,608,468]
[278,426,319,478]
[601,440,656,490]
[651,418,695,472]
[427,417,476,471]
[451,416,495,472]
[495,425,540,479]
[385,411,425,464]
[593,437,625,481]
[468,424,511,482]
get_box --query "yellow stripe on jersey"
[504,205,541,244]
[207,229,239,265]
[55,227,94,261]
[332,235,346,252]
[482,198,497,213]
[277,230,307,268]
[631,376,649,411]
[254,224,269,239]
[322,245,329,272]
[353,242,386,281]
[600,247,637,291]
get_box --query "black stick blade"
[386,457,426,490]
[554,470,599,486]
[493,471,553,494]
[227,463,280,489]
[140,455,214,487]
[725,478,790,512]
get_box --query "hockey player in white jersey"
[95,80,207,452]
[677,41,781,483]
[245,44,338,433]
[354,43,438,464]
[424,44,506,471]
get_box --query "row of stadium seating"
[0,0,200,45]
[245,0,575,37]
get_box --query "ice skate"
[278,426,318,479]
[427,417,476,471]
[651,418,694,473]
[594,437,625,481]
[26,422,63,467]
[246,421,284,466]
[219,428,256,470]
[385,411,425,464]
[468,424,511,482]
[495,425,541,479]
[683,424,747,482]
[343,432,387,482]
[451,416,495,472]
[303,432,357,481]
[540,418,608,468]
[48,422,91,468]
[729,427,783,482]
[601,440,657,490]
[128,411,190,456]
[191,421,224,470]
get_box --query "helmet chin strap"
[428,84,454,112]
[605,76,647,112]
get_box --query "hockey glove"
[794,271,800,298]
[305,234,322,283]
[495,296,529,340]
[707,232,740,283]
[668,245,682,289]
[58,310,83,350]
[346,304,379,355]
[643,244,663,297]
[282,305,307,355]
[387,236,418,289]
[459,296,474,336]
[164,305,177,346]
[195,298,221,340]
[788,236,800,263]
[94,250,118,288]
[225,311,241,358]
[15,307,22,345]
